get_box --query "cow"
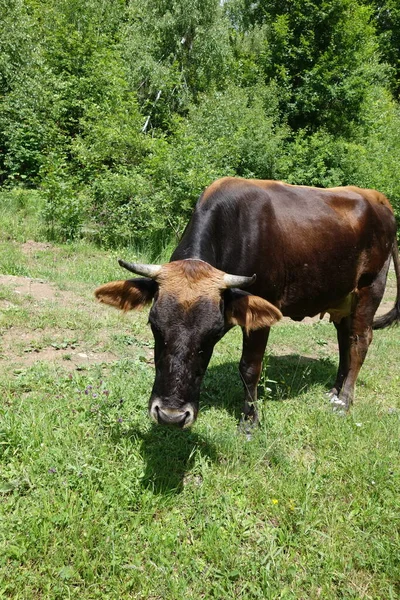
[95,177,400,428]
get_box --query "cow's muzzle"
[149,399,196,428]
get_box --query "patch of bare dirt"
[20,240,53,256]
[0,274,90,308]
[0,275,153,371]
[10,346,118,371]
[0,274,58,301]
[0,273,121,370]
[1,321,120,371]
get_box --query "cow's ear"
[95,278,158,311]
[225,290,282,332]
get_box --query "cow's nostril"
[157,408,186,427]
[149,399,195,428]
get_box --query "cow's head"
[95,259,282,427]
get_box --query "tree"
[225,0,388,133]
[122,0,234,131]
[365,0,400,96]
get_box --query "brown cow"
[96,178,400,427]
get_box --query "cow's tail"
[373,237,400,330]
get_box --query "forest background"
[1,0,400,251]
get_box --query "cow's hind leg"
[239,327,270,426]
[334,261,390,412]
[332,308,373,412]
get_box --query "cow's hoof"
[238,414,258,439]
[329,394,345,406]
[239,426,254,441]
[329,394,348,415]
[327,389,339,399]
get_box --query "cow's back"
[172,178,396,319]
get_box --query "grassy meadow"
[0,192,399,599]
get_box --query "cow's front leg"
[329,315,351,399]
[239,327,270,426]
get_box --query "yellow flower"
[272,498,279,505]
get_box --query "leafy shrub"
[276,129,350,188]
[141,84,287,235]
[90,171,167,249]
[344,87,400,218]
[69,49,147,181]
[0,188,45,242]
[41,158,86,242]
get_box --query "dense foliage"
[1,0,400,246]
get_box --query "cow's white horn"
[223,273,257,288]
[118,259,162,279]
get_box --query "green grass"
[0,195,399,599]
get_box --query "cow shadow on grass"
[122,353,336,495]
[201,353,338,420]
[124,425,218,495]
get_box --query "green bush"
[41,158,86,242]
[345,87,400,218]
[90,171,168,249]
[276,129,350,188]
[0,188,45,242]
[140,84,287,235]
